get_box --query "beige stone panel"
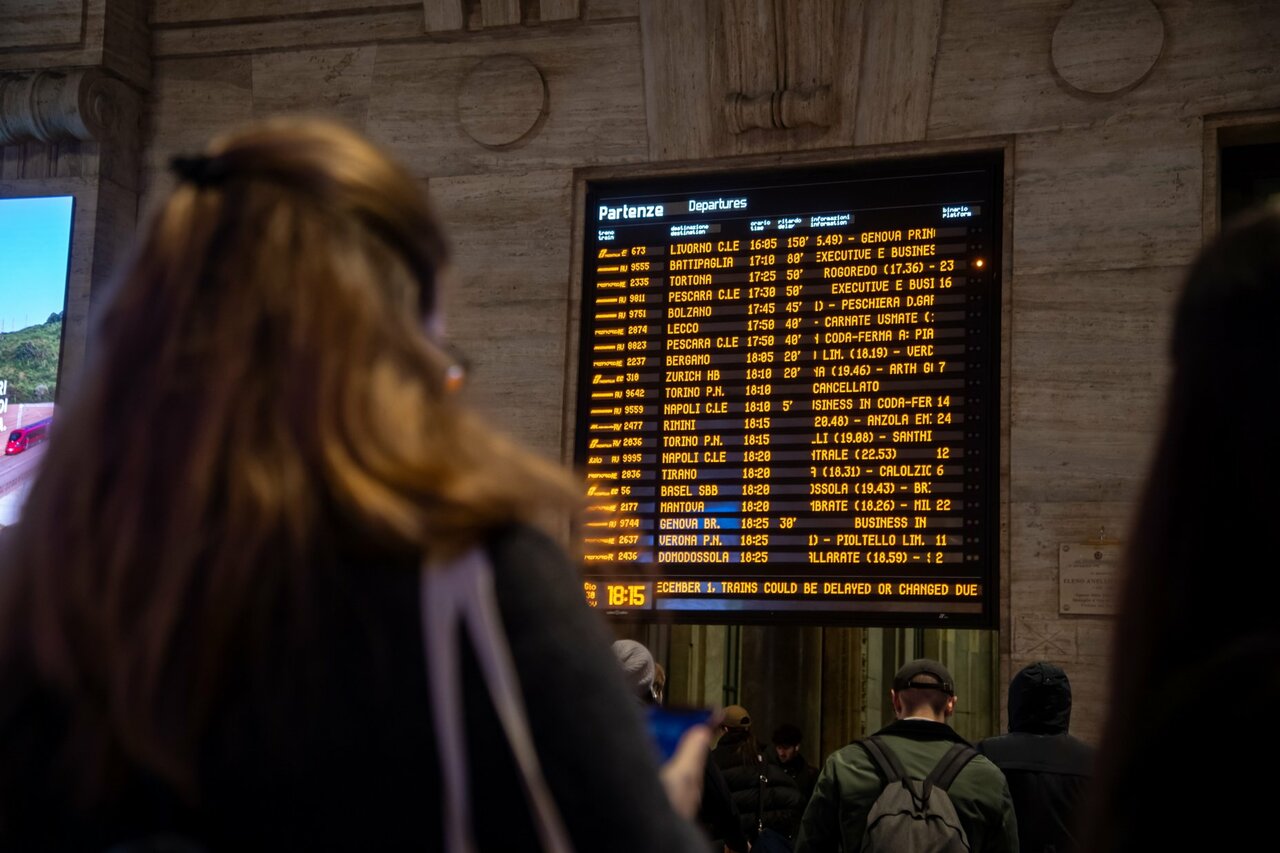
[429,170,574,457]
[1056,660,1107,743]
[61,182,98,386]
[0,0,107,76]
[147,56,255,156]
[423,0,464,32]
[100,0,150,90]
[1012,118,1202,275]
[638,0,716,161]
[854,0,943,146]
[480,0,520,27]
[1008,502,1128,630]
[585,0,635,19]
[251,46,376,129]
[367,24,647,178]
[1010,265,1181,504]
[0,0,83,49]
[151,0,404,25]
[930,0,1280,139]
[142,56,254,217]
[90,176,139,296]
[1009,502,1133,606]
[1007,496,1123,743]
[153,8,423,57]
[537,0,579,23]
[0,0,144,87]
[1074,617,1113,663]
[446,298,568,458]
[1010,372,1163,503]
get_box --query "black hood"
[1008,661,1072,734]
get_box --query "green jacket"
[795,719,1019,853]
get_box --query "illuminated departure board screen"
[574,153,1002,626]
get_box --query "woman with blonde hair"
[0,119,707,851]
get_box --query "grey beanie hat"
[612,639,657,702]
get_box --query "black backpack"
[858,735,978,853]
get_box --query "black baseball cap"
[892,659,955,696]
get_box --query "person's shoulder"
[486,522,561,557]
[1063,732,1096,753]
[978,730,1095,774]
[953,752,1017,808]
[965,750,1006,774]
[485,523,573,580]
[483,524,584,615]
[826,739,877,770]
[1060,732,1097,772]
[974,732,1017,757]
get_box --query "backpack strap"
[861,737,977,808]
[419,546,575,853]
[859,735,909,784]
[925,743,979,792]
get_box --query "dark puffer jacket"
[712,732,803,841]
[978,661,1095,853]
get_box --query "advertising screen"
[0,195,74,527]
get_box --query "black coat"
[0,526,708,852]
[699,759,749,853]
[712,734,803,840]
[768,748,819,807]
[977,662,1095,853]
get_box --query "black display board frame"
[569,146,1007,629]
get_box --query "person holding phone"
[611,639,745,852]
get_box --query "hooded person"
[977,661,1095,853]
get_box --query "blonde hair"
[1,117,574,795]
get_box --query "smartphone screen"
[645,705,713,762]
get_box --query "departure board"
[574,153,1002,626]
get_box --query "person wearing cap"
[795,659,1018,853]
[977,662,1094,853]
[712,705,804,849]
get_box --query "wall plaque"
[1058,541,1120,616]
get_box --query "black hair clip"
[170,154,229,187]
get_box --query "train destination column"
[661,236,738,567]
